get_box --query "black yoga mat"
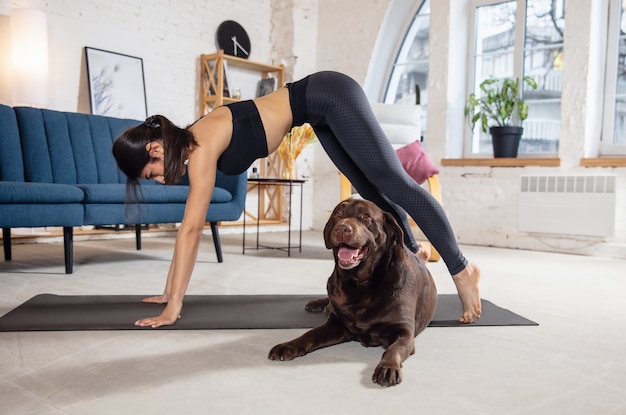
[0,294,537,332]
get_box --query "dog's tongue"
[338,245,360,263]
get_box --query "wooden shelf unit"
[200,50,284,113]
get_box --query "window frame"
[379,0,430,137]
[383,2,430,105]
[365,1,425,103]
[600,0,626,156]
[465,0,564,158]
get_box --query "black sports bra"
[217,100,269,175]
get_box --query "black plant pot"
[489,126,523,158]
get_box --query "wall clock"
[216,20,251,59]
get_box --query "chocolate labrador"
[268,199,437,387]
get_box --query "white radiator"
[518,175,616,237]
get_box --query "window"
[383,0,430,136]
[467,0,565,156]
[601,0,626,155]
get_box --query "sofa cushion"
[14,106,141,185]
[14,107,64,183]
[0,204,84,228]
[77,183,232,204]
[83,114,141,184]
[207,187,233,203]
[0,182,84,203]
[395,140,439,185]
[0,104,25,182]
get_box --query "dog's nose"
[335,224,353,240]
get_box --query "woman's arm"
[134,169,216,328]
[135,113,229,328]
[141,257,176,304]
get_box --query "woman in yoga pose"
[113,71,481,328]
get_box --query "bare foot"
[416,243,431,263]
[452,263,482,323]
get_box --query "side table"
[242,178,306,256]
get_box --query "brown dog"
[268,199,438,387]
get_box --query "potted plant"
[464,76,537,157]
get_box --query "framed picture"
[85,47,148,119]
[256,77,276,97]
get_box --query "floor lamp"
[10,8,49,107]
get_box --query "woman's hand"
[142,294,169,304]
[135,301,182,328]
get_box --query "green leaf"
[479,113,487,132]
[502,78,510,97]
[498,106,508,123]
[472,112,481,125]
[518,101,529,121]
[523,76,537,90]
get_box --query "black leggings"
[288,71,467,275]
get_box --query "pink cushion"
[395,140,439,185]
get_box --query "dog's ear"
[324,202,346,249]
[323,216,334,249]
[382,211,404,248]
[324,208,337,249]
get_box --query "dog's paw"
[372,364,402,387]
[305,297,329,313]
[268,343,308,361]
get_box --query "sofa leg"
[63,227,73,274]
[2,228,11,261]
[136,225,142,250]
[210,222,223,263]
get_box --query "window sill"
[580,158,626,167]
[440,158,561,167]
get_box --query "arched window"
[381,0,430,136]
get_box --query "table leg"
[287,181,292,257]
[256,182,261,250]
[299,182,303,252]
[242,195,246,254]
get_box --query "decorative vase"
[280,156,297,180]
[490,126,523,158]
[276,123,316,180]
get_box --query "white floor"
[1,230,625,415]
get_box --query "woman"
[113,71,481,328]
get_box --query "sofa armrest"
[215,170,247,213]
[177,170,247,222]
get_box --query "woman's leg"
[305,71,481,322]
[307,72,465,274]
[313,125,420,253]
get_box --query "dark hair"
[112,114,198,203]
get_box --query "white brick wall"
[0,0,272,124]
[440,165,626,259]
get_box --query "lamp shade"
[10,8,49,107]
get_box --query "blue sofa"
[0,103,247,274]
